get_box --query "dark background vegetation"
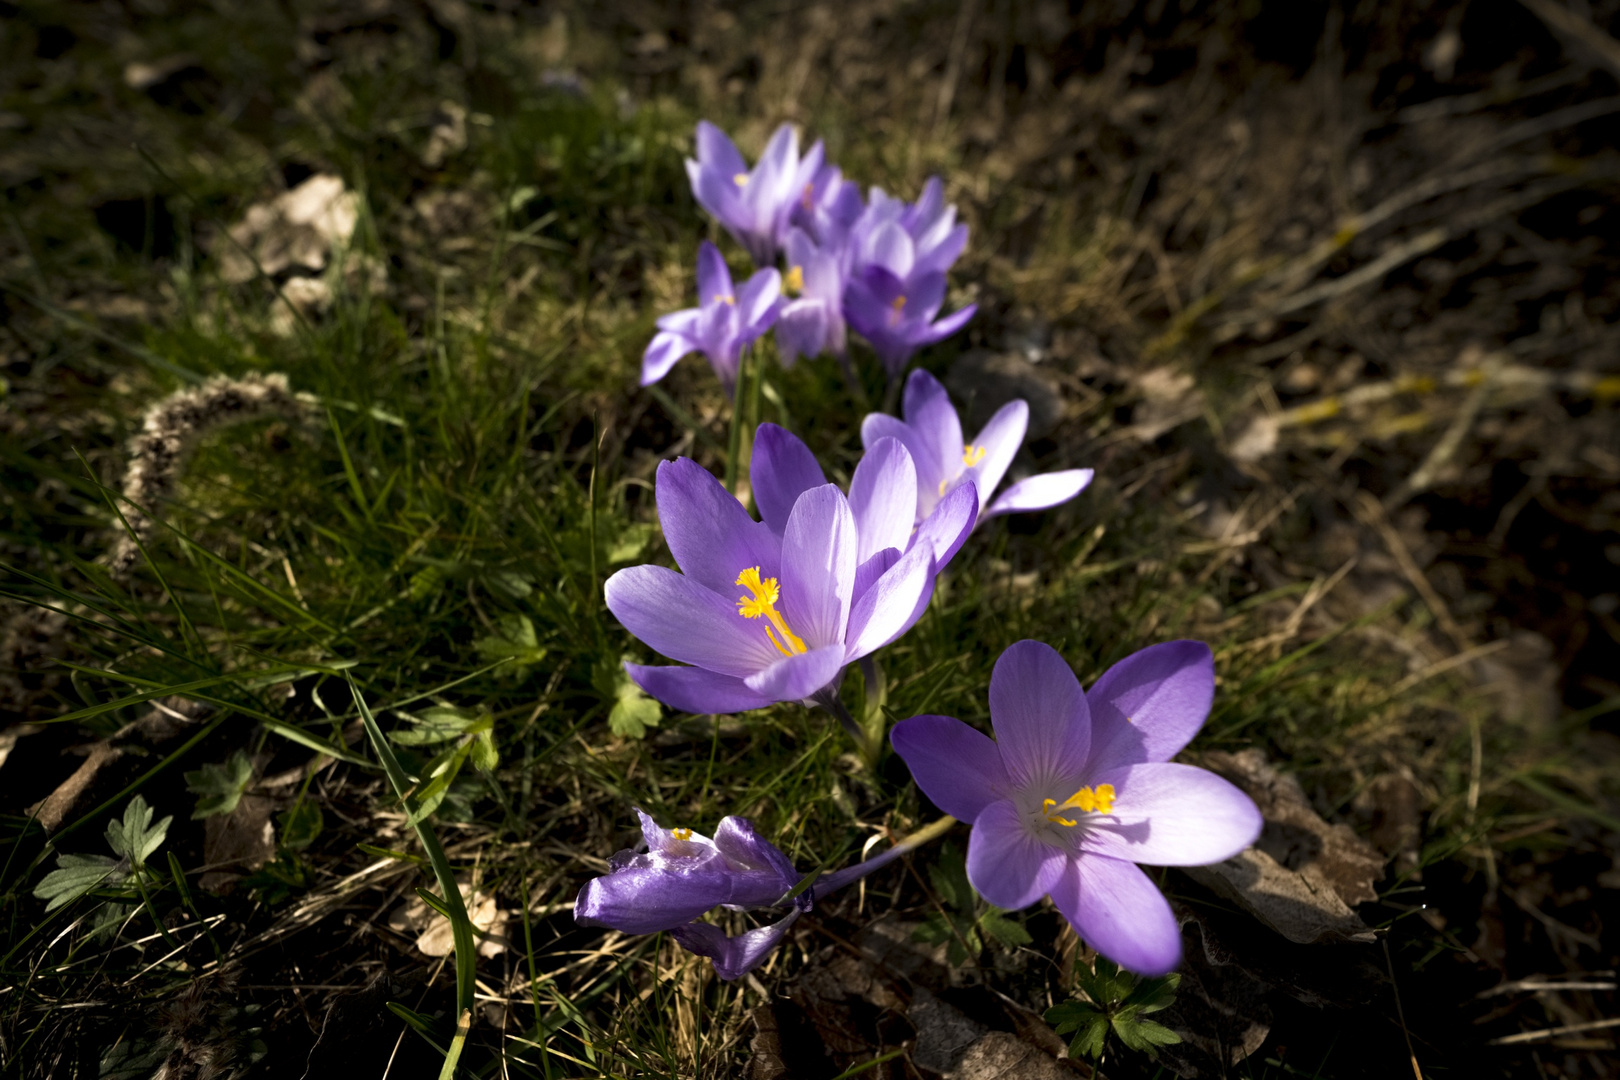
[2,0,1618,1077]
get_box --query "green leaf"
[1123,971,1181,1015]
[105,794,171,868]
[1046,1002,1109,1059]
[978,908,1033,948]
[606,522,658,564]
[473,614,548,675]
[184,750,254,819]
[482,568,534,599]
[33,853,121,912]
[277,801,324,852]
[389,705,488,746]
[608,676,661,739]
[928,842,972,912]
[469,727,498,772]
[1112,1016,1182,1056]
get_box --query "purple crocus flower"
[790,161,864,252]
[641,241,781,394]
[686,121,822,265]
[775,228,848,367]
[889,640,1263,975]
[843,178,976,375]
[576,808,941,980]
[862,369,1094,526]
[604,424,977,726]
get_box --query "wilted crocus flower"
[775,229,848,367]
[576,808,947,979]
[843,178,976,374]
[889,640,1262,975]
[642,242,781,393]
[604,424,977,729]
[687,121,822,265]
[862,369,1093,526]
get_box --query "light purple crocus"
[604,424,977,728]
[576,807,933,980]
[842,178,976,375]
[642,241,781,394]
[686,121,822,265]
[862,369,1094,526]
[775,228,848,366]
[889,640,1263,975]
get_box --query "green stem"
[349,676,476,1080]
[724,347,755,496]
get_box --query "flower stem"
[811,686,878,765]
[816,813,957,895]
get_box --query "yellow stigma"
[938,478,949,498]
[1043,784,1117,827]
[891,294,907,311]
[672,827,693,841]
[962,444,986,467]
[784,265,804,295]
[734,566,808,657]
[733,172,749,187]
[711,293,736,306]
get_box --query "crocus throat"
[733,172,749,187]
[735,566,808,657]
[1042,784,1116,827]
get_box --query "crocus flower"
[641,241,781,393]
[604,424,977,722]
[686,121,822,265]
[843,178,976,375]
[889,640,1262,975]
[862,369,1094,525]
[775,228,848,367]
[576,807,945,980]
[789,161,864,253]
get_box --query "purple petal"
[696,241,734,306]
[848,437,917,563]
[863,221,916,280]
[655,457,780,598]
[919,302,976,345]
[672,910,800,980]
[983,470,1094,519]
[654,308,702,335]
[604,565,779,678]
[1082,762,1262,866]
[988,640,1091,793]
[860,413,939,498]
[1049,855,1181,976]
[890,715,1011,821]
[751,424,827,537]
[576,867,755,934]
[901,369,964,484]
[1084,641,1215,775]
[965,799,1067,910]
[916,223,969,277]
[843,541,934,660]
[851,546,898,607]
[695,121,749,179]
[779,485,857,649]
[625,663,774,715]
[776,300,830,366]
[713,816,802,890]
[737,267,782,332]
[911,479,978,568]
[642,331,693,386]
[964,399,1029,509]
[742,643,845,701]
[635,808,719,866]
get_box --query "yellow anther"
[734,566,807,657]
[1044,784,1117,826]
[938,478,949,498]
[733,172,749,187]
[801,181,815,209]
[891,295,907,311]
[962,444,986,467]
[710,293,736,307]
[672,827,693,841]
[784,265,804,295]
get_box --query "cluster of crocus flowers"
[575,808,949,980]
[603,423,977,749]
[889,640,1263,975]
[642,121,978,389]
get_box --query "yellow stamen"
[784,265,804,295]
[734,566,807,657]
[672,827,693,841]
[733,172,749,187]
[801,181,815,209]
[711,293,736,306]
[891,295,907,311]
[962,444,986,467]
[938,478,948,498]
[1043,784,1117,826]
